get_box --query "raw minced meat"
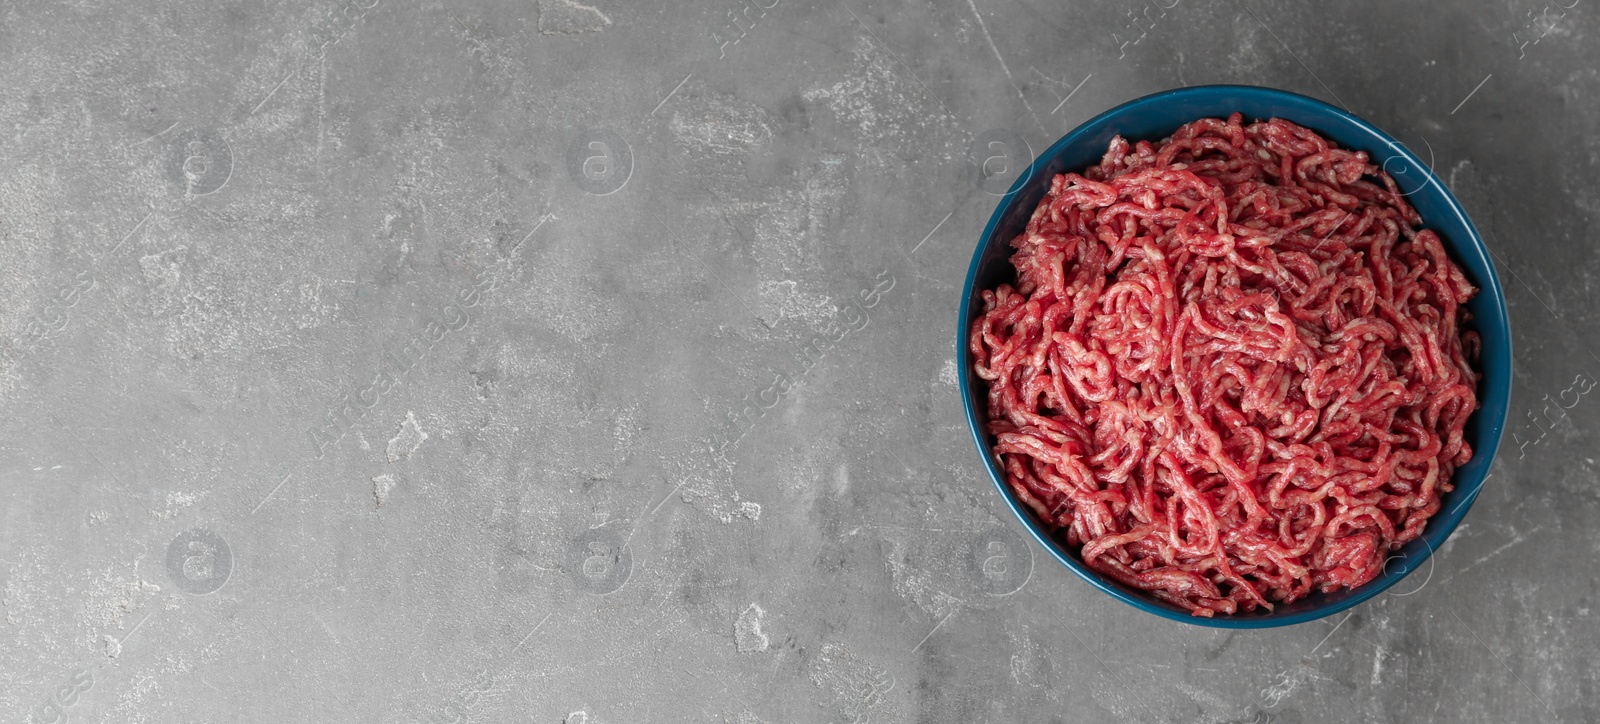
[970,113,1479,616]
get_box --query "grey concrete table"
[1,1,1594,722]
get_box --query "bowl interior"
[958,85,1512,628]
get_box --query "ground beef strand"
[970,113,1480,616]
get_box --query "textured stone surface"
[1,1,1596,722]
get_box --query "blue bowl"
[957,85,1512,628]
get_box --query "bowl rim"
[956,84,1513,628]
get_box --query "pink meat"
[970,113,1480,616]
